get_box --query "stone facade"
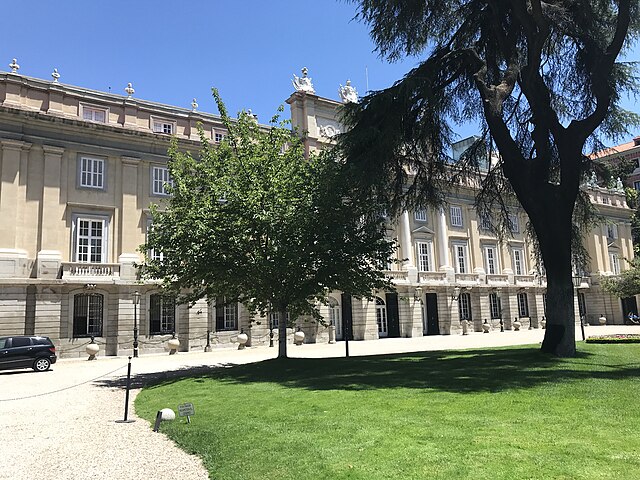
[0,69,635,357]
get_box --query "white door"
[376,297,388,337]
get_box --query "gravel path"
[2,325,637,480]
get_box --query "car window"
[11,337,31,347]
[0,337,6,348]
[33,337,51,346]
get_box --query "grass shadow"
[96,344,640,394]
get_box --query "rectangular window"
[153,119,175,135]
[489,293,501,319]
[453,242,468,274]
[480,214,492,231]
[484,246,498,275]
[146,221,164,262]
[416,241,433,272]
[414,209,427,222]
[75,217,106,263]
[82,105,107,123]
[607,224,618,240]
[79,157,105,189]
[512,248,525,275]
[517,292,530,317]
[450,206,463,227]
[149,295,175,334]
[214,130,226,143]
[634,181,640,191]
[509,214,520,234]
[458,293,471,321]
[73,293,103,337]
[151,166,173,196]
[610,253,621,274]
[224,303,239,330]
[215,297,238,331]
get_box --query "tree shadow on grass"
[96,345,640,394]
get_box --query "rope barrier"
[0,363,127,402]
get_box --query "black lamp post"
[132,291,141,358]
[572,274,586,341]
[269,316,274,348]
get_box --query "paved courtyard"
[1,325,638,480]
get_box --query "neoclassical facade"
[0,65,635,357]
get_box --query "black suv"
[0,336,57,372]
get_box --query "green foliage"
[142,89,394,324]
[586,334,640,343]
[135,344,640,479]
[601,257,640,298]
[342,0,640,355]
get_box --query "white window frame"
[480,214,492,231]
[633,181,640,191]
[151,165,173,196]
[213,129,226,143]
[80,104,108,124]
[78,156,106,190]
[414,209,427,222]
[484,245,499,275]
[509,214,520,234]
[72,213,109,263]
[512,248,526,275]
[452,242,469,274]
[450,206,463,227]
[416,241,434,272]
[224,303,239,330]
[609,252,621,275]
[151,117,176,135]
[146,220,165,262]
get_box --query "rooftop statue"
[292,67,315,94]
[338,79,358,103]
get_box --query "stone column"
[38,145,65,278]
[400,211,418,282]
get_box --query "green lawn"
[135,344,640,480]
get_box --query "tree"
[142,90,394,358]
[602,258,640,299]
[339,0,639,356]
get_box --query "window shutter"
[150,295,161,334]
[215,297,225,331]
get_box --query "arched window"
[458,292,472,321]
[73,293,103,337]
[517,292,529,317]
[149,294,175,334]
[328,296,342,338]
[376,297,388,337]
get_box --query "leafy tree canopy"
[602,258,640,298]
[142,90,395,357]
[340,0,639,357]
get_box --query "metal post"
[580,315,586,341]
[115,356,135,423]
[345,314,350,358]
[529,317,533,330]
[500,318,504,332]
[133,305,138,358]
[204,329,211,352]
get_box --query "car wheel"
[33,357,51,372]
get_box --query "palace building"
[0,62,635,357]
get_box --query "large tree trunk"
[524,186,577,357]
[538,222,576,356]
[277,309,288,359]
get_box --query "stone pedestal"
[37,250,62,279]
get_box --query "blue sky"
[2,1,637,144]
